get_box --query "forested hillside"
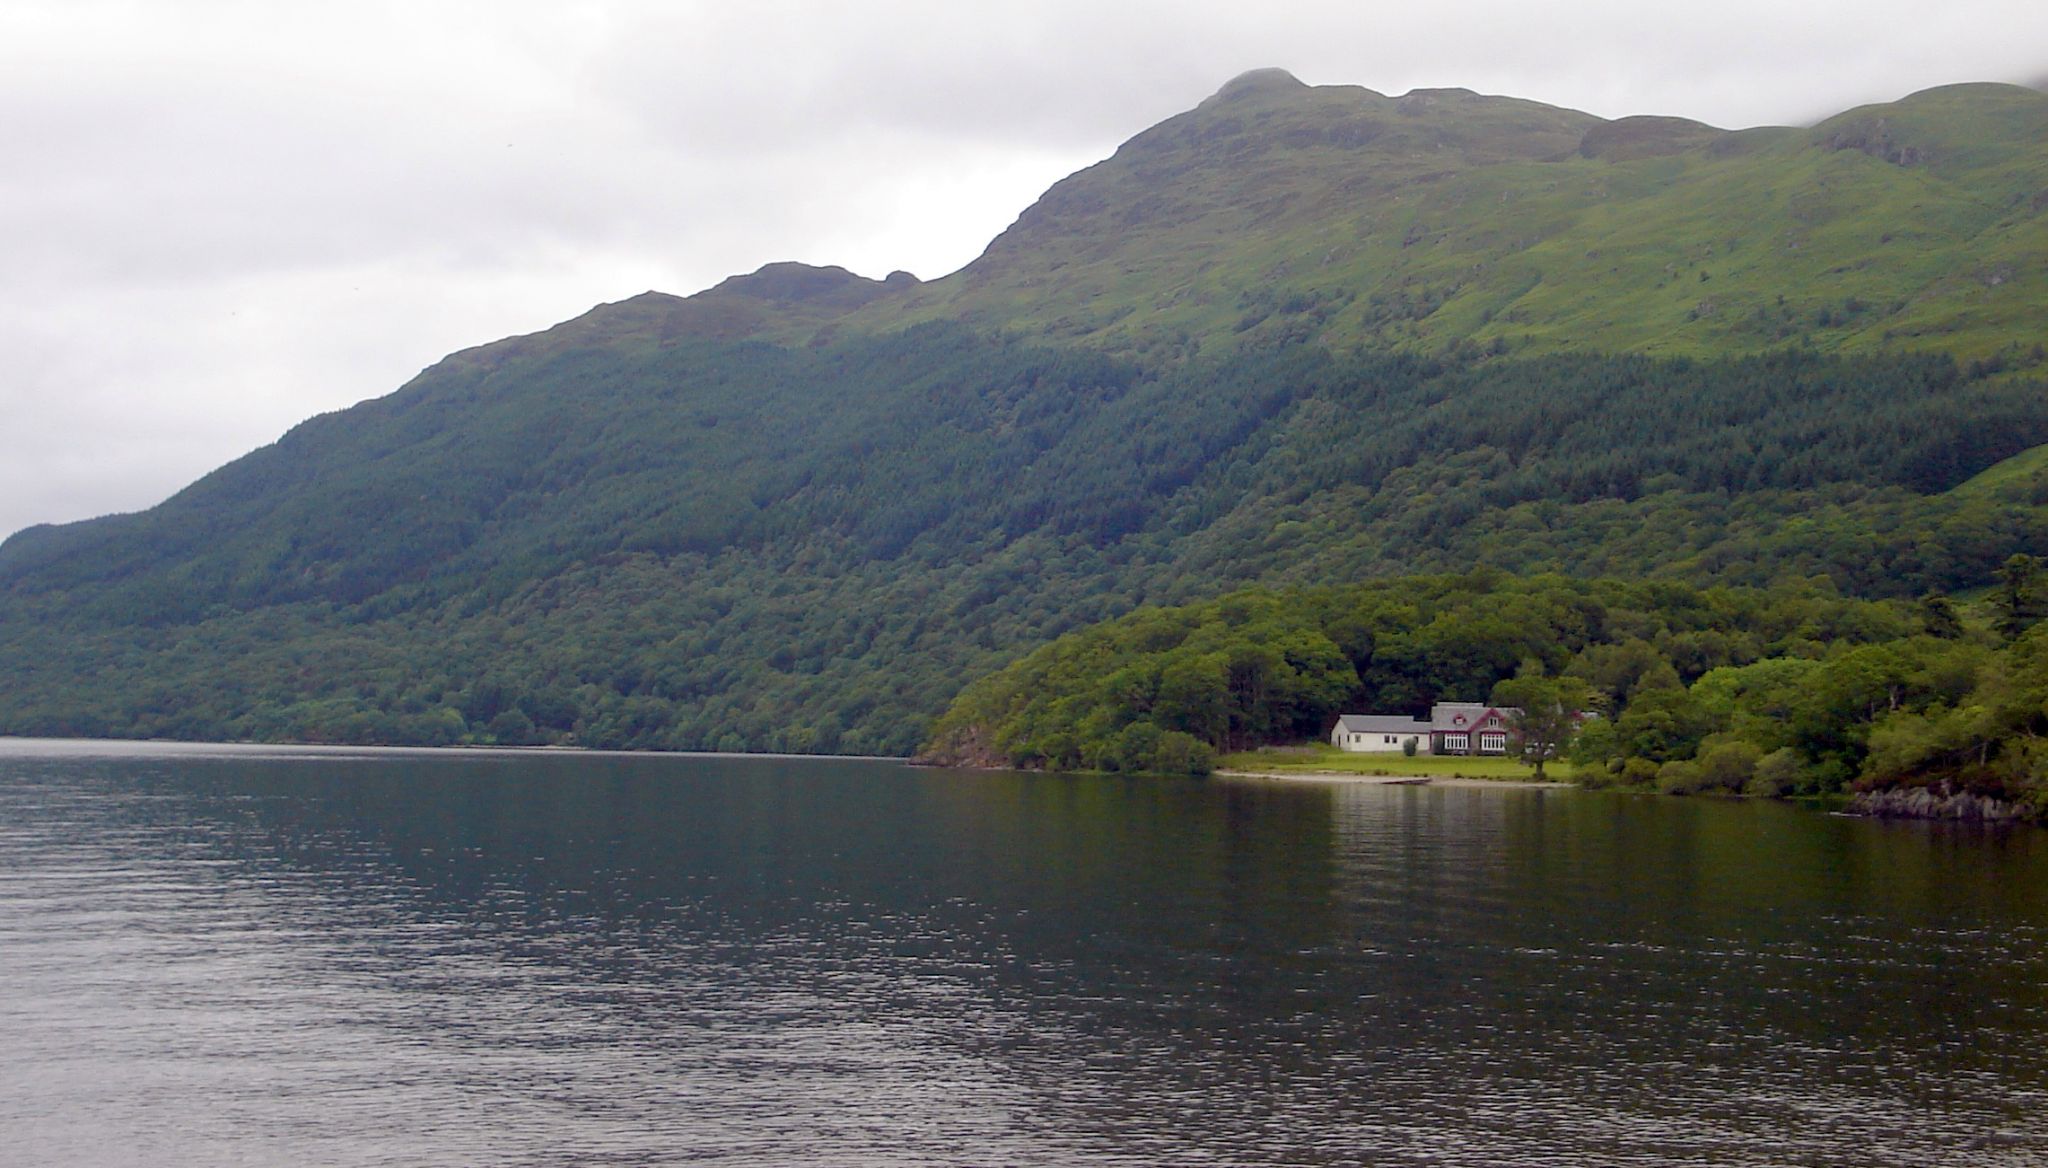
[4,72,2048,754]
[6,325,2046,752]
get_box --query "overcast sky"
[4,0,2044,540]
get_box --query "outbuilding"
[1330,714,1432,754]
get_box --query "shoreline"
[1216,768,1568,789]
[0,735,900,764]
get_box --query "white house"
[1330,714,1431,753]
[1331,702,1524,756]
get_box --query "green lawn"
[1217,743,1572,781]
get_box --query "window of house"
[1444,733,1469,752]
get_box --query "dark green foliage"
[1274,349,2046,500]
[1993,554,2045,640]
[938,561,2048,810]
[923,574,1912,774]
[1491,671,1590,778]
[1693,737,1765,794]
[1920,593,1965,639]
[1614,688,1717,764]
[922,589,1356,772]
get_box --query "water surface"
[2,739,2044,1166]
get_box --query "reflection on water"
[1,740,2044,1166]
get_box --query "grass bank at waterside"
[1218,744,1570,783]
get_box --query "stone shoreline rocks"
[1848,784,2035,823]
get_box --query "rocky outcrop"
[910,724,1010,770]
[1849,783,2035,823]
[1822,117,1926,166]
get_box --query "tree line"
[924,567,2048,816]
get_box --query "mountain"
[4,73,2048,753]
[874,72,2048,362]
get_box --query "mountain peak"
[1207,67,1308,104]
[709,261,901,307]
[877,71,2046,362]
[1576,114,1724,160]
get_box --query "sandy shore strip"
[1216,769,1569,789]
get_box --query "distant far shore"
[0,736,899,763]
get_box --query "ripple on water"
[1,752,2046,1166]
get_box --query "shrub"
[487,708,537,746]
[1657,759,1709,794]
[1151,730,1218,777]
[1696,737,1763,793]
[1103,721,1215,776]
[1576,759,1623,790]
[1620,757,1662,787]
[1569,719,1620,767]
[1746,747,1805,797]
[1106,722,1164,773]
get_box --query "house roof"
[1334,714,1431,735]
[1429,702,1521,733]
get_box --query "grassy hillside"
[872,75,2048,364]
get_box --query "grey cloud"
[587,1,1222,155]
[590,0,2048,155]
